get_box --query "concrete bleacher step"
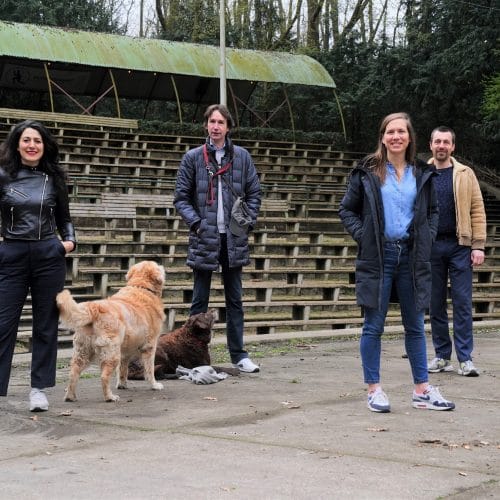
[3,114,499,350]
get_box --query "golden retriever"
[56,260,166,402]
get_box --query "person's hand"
[62,241,75,253]
[471,249,485,266]
[190,221,201,234]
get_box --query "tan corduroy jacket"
[428,156,487,250]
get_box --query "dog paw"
[106,394,120,402]
[116,382,128,389]
[151,382,164,391]
[64,395,77,402]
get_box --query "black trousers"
[0,238,67,396]
[190,234,247,363]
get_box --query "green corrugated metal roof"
[0,20,335,88]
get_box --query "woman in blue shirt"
[339,112,455,413]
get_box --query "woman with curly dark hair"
[0,120,76,411]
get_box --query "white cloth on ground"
[176,365,229,384]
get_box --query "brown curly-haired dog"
[128,310,218,380]
[56,261,166,402]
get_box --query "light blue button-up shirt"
[381,163,416,241]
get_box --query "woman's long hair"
[364,112,417,184]
[0,120,68,191]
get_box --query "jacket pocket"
[355,258,380,309]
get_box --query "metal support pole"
[43,63,55,113]
[219,0,227,105]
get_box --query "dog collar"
[132,285,161,297]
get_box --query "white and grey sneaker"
[29,388,49,412]
[367,387,391,413]
[412,385,455,411]
[233,358,260,373]
[457,360,479,377]
[428,357,454,373]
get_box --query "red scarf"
[203,144,232,205]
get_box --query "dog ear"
[184,315,195,329]
[208,308,218,322]
[145,262,165,288]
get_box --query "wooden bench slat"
[0,107,138,129]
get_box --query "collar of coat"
[428,156,468,173]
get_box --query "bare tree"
[306,0,325,49]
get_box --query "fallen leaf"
[30,415,38,421]
[459,472,468,476]
[281,401,301,409]
[203,396,218,401]
[366,427,388,432]
[59,410,73,416]
[419,439,442,444]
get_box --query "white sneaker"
[367,387,391,413]
[428,357,454,373]
[233,358,260,373]
[412,385,455,411]
[457,360,479,377]
[29,388,49,412]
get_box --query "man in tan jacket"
[427,126,487,377]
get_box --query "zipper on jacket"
[10,187,29,198]
[49,207,54,232]
[10,206,14,231]
[38,174,48,240]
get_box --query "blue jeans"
[360,241,428,385]
[430,237,473,362]
[190,234,247,363]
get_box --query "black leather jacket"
[0,166,76,244]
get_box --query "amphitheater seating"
[0,107,138,130]
[1,115,499,350]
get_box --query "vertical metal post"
[43,63,55,113]
[219,0,227,105]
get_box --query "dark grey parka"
[338,158,438,311]
[174,136,261,271]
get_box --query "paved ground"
[1,327,499,499]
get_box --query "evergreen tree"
[0,0,124,33]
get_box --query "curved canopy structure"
[0,21,341,135]
[0,21,334,99]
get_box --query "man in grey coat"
[174,104,261,372]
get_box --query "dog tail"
[56,289,94,329]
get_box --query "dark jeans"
[190,234,247,363]
[361,241,428,385]
[0,238,67,396]
[430,237,473,362]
